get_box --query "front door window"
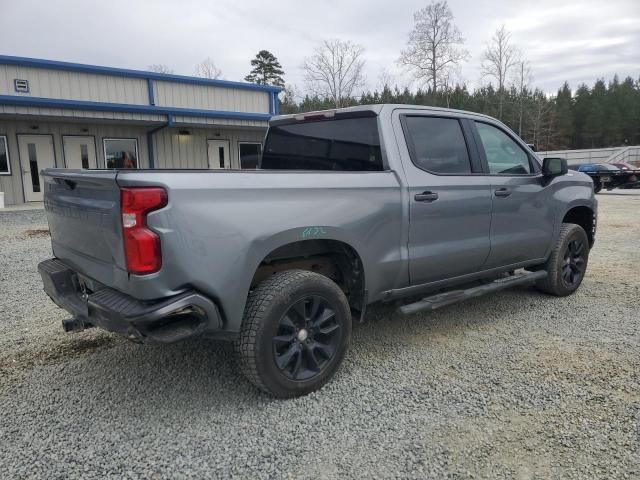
[475,122,532,175]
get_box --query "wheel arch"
[248,232,368,314]
[562,205,596,247]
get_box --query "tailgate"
[42,169,126,282]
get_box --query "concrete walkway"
[0,202,44,212]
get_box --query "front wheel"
[536,223,590,296]
[235,270,352,398]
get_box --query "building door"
[207,140,231,169]
[63,136,97,169]
[18,134,55,202]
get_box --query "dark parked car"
[571,163,626,193]
[612,163,640,188]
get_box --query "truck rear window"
[261,117,383,171]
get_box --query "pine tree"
[585,80,607,148]
[244,50,285,87]
[555,82,574,149]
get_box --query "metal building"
[0,55,280,206]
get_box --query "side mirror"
[542,157,568,177]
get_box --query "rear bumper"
[38,258,223,343]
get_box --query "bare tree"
[377,68,396,91]
[147,64,174,74]
[398,1,468,93]
[481,25,519,119]
[303,39,366,108]
[195,57,222,79]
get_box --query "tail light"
[120,187,167,274]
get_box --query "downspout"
[147,114,173,169]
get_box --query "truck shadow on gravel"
[3,286,555,405]
[0,333,119,385]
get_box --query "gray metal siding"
[153,128,266,169]
[170,115,268,128]
[0,104,166,123]
[154,81,270,114]
[0,65,149,105]
[0,65,272,115]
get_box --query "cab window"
[475,122,532,175]
[402,116,472,174]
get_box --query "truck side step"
[398,270,548,316]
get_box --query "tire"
[235,269,352,398]
[536,223,589,296]
[593,180,602,193]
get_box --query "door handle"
[494,188,512,197]
[414,191,439,202]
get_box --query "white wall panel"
[154,81,270,113]
[0,65,148,105]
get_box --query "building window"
[103,138,138,169]
[0,136,10,175]
[239,142,263,169]
[0,135,11,175]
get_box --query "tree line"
[281,75,640,151]
[147,1,639,151]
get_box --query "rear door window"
[261,116,383,171]
[402,116,472,174]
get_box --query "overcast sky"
[1,0,638,96]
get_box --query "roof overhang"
[0,55,282,93]
[0,94,272,123]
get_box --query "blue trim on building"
[147,78,155,105]
[0,55,282,93]
[274,92,280,115]
[0,95,272,122]
[146,114,175,169]
[268,91,274,115]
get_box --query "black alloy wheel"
[535,222,590,297]
[272,295,341,381]
[561,238,586,287]
[236,269,352,398]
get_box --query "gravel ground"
[1,194,639,479]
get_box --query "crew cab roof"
[271,104,499,124]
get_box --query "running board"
[398,270,548,316]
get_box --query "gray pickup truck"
[38,104,597,398]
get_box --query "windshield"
[261,116,383,171]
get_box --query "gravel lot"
[1,193,638,479]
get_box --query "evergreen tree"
[555,82,574,149]
[244,50,285,87]
[281,73,639,150]
[585,79,607,148]
[573,84,591,148]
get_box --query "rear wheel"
[235,270,352,398]
[593,180,602,193]
[536,223,589,296]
